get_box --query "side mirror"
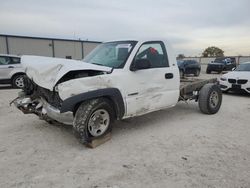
[130,59,151,71]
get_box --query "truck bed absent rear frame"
[180,78,218,100]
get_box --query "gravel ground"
[0,75,250,188]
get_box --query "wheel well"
[72,96,118,119]
[11,73,25,81]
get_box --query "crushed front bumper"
[13,92,73,125]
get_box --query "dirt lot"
[0,75,250,188]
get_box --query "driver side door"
[124,41,179,117]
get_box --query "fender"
[60,88,125,119]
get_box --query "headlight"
[220,77,227,81]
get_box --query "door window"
[134,42,169,68]
[10,57,21,64]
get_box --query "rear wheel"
[12,74,25,88]
[73,98,114,143]
[198,84,222,114]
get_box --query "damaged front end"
[12,76,73,125]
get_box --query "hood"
[223,71,250,80]
[21,55,112,91]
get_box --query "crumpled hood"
[21,55,112,91]
[223,71,250,79]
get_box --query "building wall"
[0,36,7,54]
[54,40,82,59]
[8,37,53,57]
[239,56,250,63]
[83,42,99,57]
[0,35,101,60]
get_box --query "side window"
[10,57,21,64]
[0,57,11,65]
[135,42,169,68]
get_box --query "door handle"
[8,66,14,68]
[165,73,173,79]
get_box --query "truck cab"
[57,40,180,118]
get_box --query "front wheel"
[198,84,222,114]
[194,69,200,76]
[73,98,114,143]
[179,70,184,78]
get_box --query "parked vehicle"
[206,57,236,74]
[219,62,250,94]
[12,39,222,144]
[177,60,201,77]
[0,54,25,88]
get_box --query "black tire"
[198,84,222,114]
[194,69,200,77]
[206,69,211,74]
[218,69,224,74]
[12,74,25,88]
[180,70,184,78]
[73,98,115,143]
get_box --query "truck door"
[125,41,179,117]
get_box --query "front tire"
[194,69,200,76]
[180,70,184,78]
[198,84,222,114]
[73,98,114,143]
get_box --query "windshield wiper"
[91,62,114,69]
[91,62,106,66]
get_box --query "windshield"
[214,57,225,63]
[235,63,250,71]
[177,60,184,66]
[213,57,235,64]
[83,41,137,68]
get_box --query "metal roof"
[0,34,101,44]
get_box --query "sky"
[0,0,250,56]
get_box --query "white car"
[219,62,250,94]
[0,54,25,88]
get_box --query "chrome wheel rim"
[88,109,110,137]
[15,76,24,88]
[209,91,219,108]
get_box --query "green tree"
[202,46,224,57]
[177,54,185,60]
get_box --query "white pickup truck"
[13,39,222,144]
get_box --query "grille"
[23,77,62,109]
[237,79,248,84]
[35,86,62,109]
[228,79,236,84]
